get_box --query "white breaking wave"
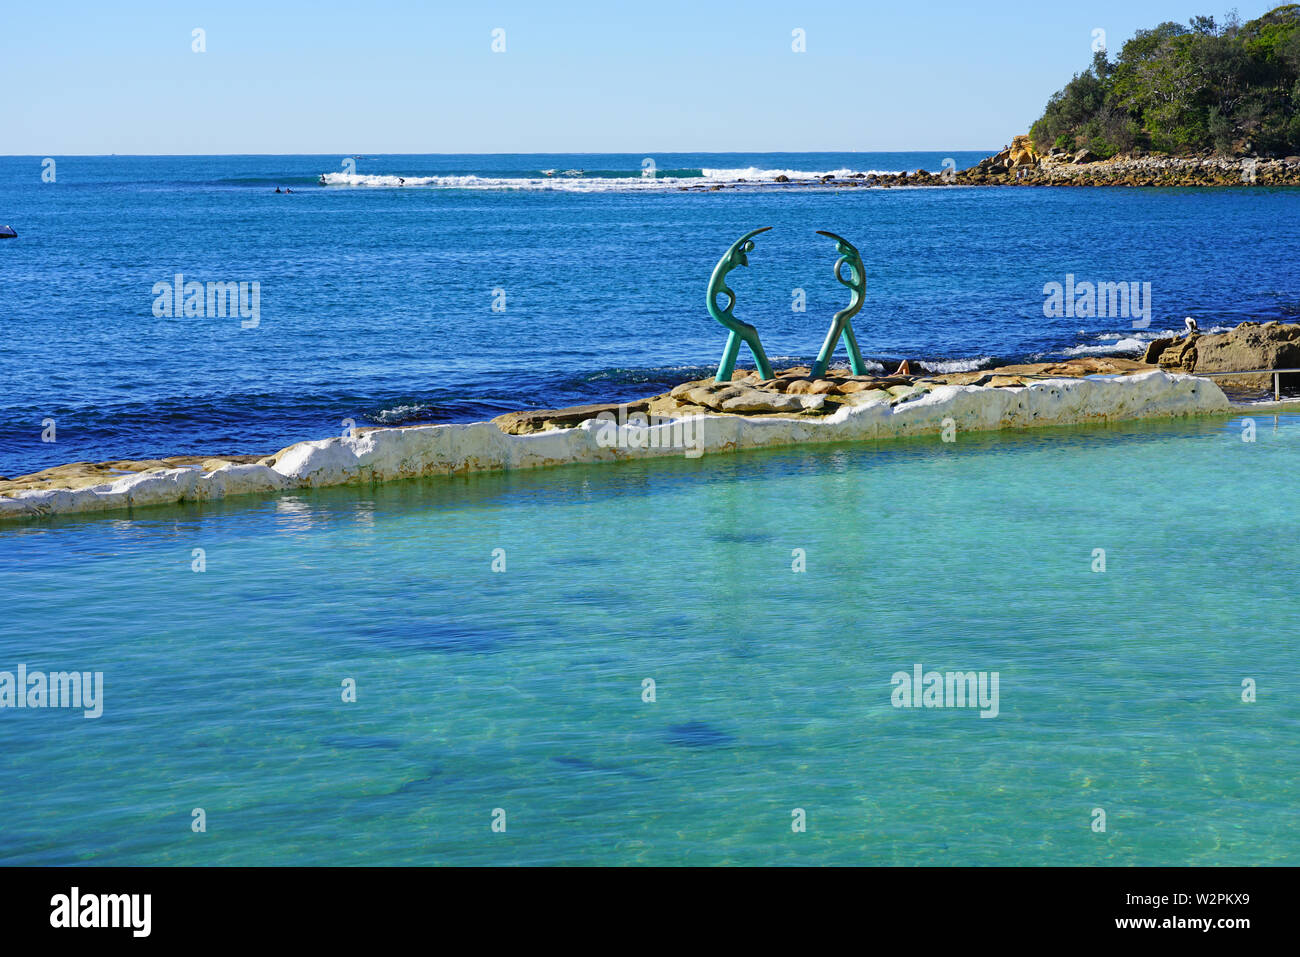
[919,357,994,374]
[1089,324,1233,342]
[318,167,907,192]
[1060,338,1148,356]
[374,404,434,424]
[1055,324,1237,358]
[321,173,448,188]
[700,167,902,181]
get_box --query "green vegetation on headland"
[1031,5,1300,157]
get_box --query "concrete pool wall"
[0,371,1230,521]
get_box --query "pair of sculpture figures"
[707,228,867,382]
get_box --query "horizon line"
[1,148,1002,158]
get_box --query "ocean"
[3,152,1299,475]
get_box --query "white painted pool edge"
[0,371,1231,521]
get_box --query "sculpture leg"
[810,319,844,379]
[744,330,776,381]
[839,322,867,375]
[716,331,742,381]
[718,328,775,382]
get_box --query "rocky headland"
[681,136,1300,190]
[952,136,1300,187]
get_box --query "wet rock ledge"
[491,356,1151,434]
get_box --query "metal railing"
[956,368,1300,402]
[1189,368,1300,402]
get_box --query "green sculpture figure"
[707,227,776,382]
[810,230,869,378]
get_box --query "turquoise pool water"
[1,414,1297,865]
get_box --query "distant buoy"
[0,225,16,239]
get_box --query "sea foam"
[319,167,906,192]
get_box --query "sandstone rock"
[843,389,891,406]
[808,379,838,395]
[1141,337,1174,364]
[1155,335,1200,374]
[870,376,916,387]
[685,385,746,409]
[982,375,1031,388]
[0,455,264,496]
[1155,321,1300,392]
[718,391,805,414]
[785,379,815,395]
[106,459,171,472]
[886,384,931,402]
[1073,149,1099,164]
[927,356,1150,387]
[492,399,651,435]
[658,378,830,415]
[1008,134,1039,168]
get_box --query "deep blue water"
[2,152,1299,475]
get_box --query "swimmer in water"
[398,177,405,186]
[274,187,282,193]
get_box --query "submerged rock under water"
[665,722,735,749]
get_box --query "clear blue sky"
[1,1,1282,154]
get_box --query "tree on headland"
[1030,5,1300,157]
